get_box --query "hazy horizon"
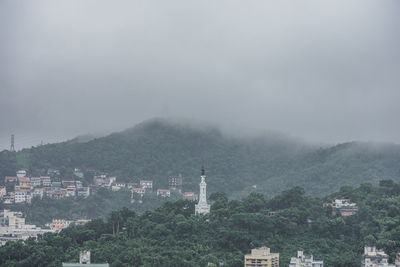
[1,0,399,150]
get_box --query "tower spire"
[195,166,210,215]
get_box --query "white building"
[77,187,90,198]
[14,191,30,204]
[16,170,27,178]
[66,186,76,197]
[140,180,153,190]
[157,189,171,197]
[195,167,210,215]
[289,251,323,267]
[0,210,55,246]
[362,247,400,267]
[32,188,44,199]
[30,177,41,187]
[40,176,51,187]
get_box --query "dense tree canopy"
[2,182,400,267]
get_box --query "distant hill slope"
[2,118,400,197]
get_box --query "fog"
[1,0,399,150]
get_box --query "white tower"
[79,251,91,264]
[195,167,210,215]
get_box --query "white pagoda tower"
[195,167,210,215]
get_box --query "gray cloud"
[1,0,399,150]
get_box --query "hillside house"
[157,189,171,197]
[168,174,183,191]
[66,186,77,197]
[183,192,198,201]
[77,187,90,198]
[40,176,51,187]
[131,188,146,197]
[18,177,31,191]
[30,177,41,187]
[140,180,153,190]
[16,170,27,178]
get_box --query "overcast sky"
[0,0,399,150]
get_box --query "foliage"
[0,150,18,186]
[4,189,181,227]
[2,182,400,266]
[2,119,400,198]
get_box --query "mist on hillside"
[1,0,400,150]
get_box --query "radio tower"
[10,134,15,152]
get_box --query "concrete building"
[18,177,31,191]
[62,250,109,267]
[169,174,183,192]
[41,176,51,187]
[14,191,31,204]
[0,210,54,246]
[30,177,41,187]
[66,186,77,197]
[323,199,358,217]
[244,247,279,267]
[157,189,171,197]
[111,185,121,191]
[77,187,90,198]
[0,187,6,198]
[62,180,76,187]
[183,191,198,201]
[50,219,72,231]
[140,180,153,190]
[289,251,323,267]
[16,170,27,178]
[75,219,91,226]
[2,193,14,204]
[114,182,126,188]
[131,187,146,196]
[93,175,115,187]
[76,181,83,188]
[32,188,44,199]
[362,246,400,267]
[195,167,210,215]
[126,183,138,189]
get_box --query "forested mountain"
[1,118,400,197]
[2,182,400,267]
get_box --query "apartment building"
[244,247,279,267]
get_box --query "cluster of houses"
[0,170,90,204]
[361,247,400,267]
[129,174,201,203]
[90,173,202,203]
[47,218,91,232]
[0,209,91,246]
[0,168,206,206]
[323,199,359,216]
[0,209,54,246]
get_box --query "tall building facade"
[168,174,183,192]
[195,167,210,215]
[244,247,279,267]
[289,251,323,267]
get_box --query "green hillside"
[1,118,400,197]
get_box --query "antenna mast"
[10,134,15,152]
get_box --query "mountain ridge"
[1,118,400,197]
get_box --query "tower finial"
[201,166,205,176]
